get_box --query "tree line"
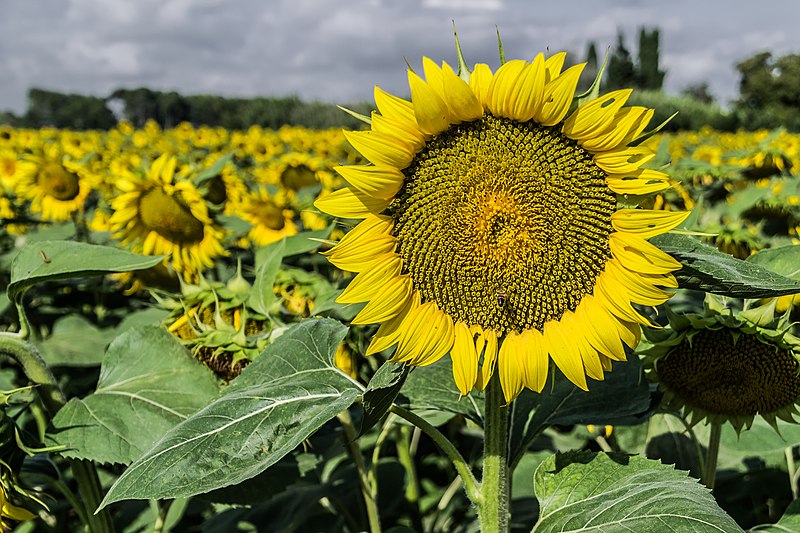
[2,27,799,132]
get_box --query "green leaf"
[46,326,220,465]
[652,233,800,298]
[37,315,114,367]
[532,451,743,532]
[254,226,333,266]
[510,358,650,468]
[248,239,285,315]
[360,362,409,435]
[750,499,800,532]
[8,240,164,301]
[193,152,234,185]
[747,245,800,280]
[397,359,484,425]
[721,418,800,454]
[99,318,361,505]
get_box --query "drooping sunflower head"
[315,37,689,403]
[109,154,228,283]
[642,295,800,432]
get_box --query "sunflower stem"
[478,372,510,533]
[703,422,722,490]
[337,410,382,533]
[0,331,114,533]
[389,405,481,504]
[786,447,799,500]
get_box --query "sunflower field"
[4,44,800,533]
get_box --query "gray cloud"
[1,0,798,114]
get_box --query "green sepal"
[574,46,609,107]
[337,105,371,126]
[452,21,471,82]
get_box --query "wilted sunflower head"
[109,154,228,283]
[642,295,800,432]
[315,35,688,403]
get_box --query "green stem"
[478,372,509,533]
[0,331,114,533]
[338,411,381,533]
[152,499,173,533]
[389,405,481,504]
[703,422,722,490]
[396,424,423,533]
[786,447,798,500]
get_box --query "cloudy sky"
[1,0,798,115]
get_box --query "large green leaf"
[747,245,800,280]
[46,326,220,465]
[532,451,743,532]
[37,315,114,367]
[510,358,650,467]
[397,359,484,425]
[652,234,800,298]
[99,318,361,506]
[8,240,164,301]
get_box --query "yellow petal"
[422,57,446,99]
[605,260,674,307]
[579,107,652,153]
[323,214,392,257]
[486,60,528,118]
[536,63,585,127]
[611,209,691,239]
[441,62,483,122]
[469,63,493,106]
[595,271,655,327]
[344,130,414,168]
[408,69,450,135]
[393,302,453,365]
[334,164,405,200]
[508,54,546,122]
[371,112,426,151]
[544,52,567,81]
[452,321,479,395]
[575,295,628,362]
[314,187,391,219]
[609,231,682,274]
[498,331,526,403]
[337,253,402,304]
[594,147,655,174]
[374,86,418,130]
[521,328,549,393]
[543,316,588,391]
[366,292,420,355]
[412,307,455,366]
[476,329,498,391]
[562,89,633,141]
[352,274,413,324]
[606,168,671,195]
[327,234,397,273]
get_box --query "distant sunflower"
[109,154,227,282]
[642,296,800,432]
[238,187,298,247]
[13,142,93,222]
[316,44,687,402]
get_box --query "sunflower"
[238,187,298,247]
[109,154,227,282]
[642,296,800,432]
[13,142,94,222]
[315,44,688,402]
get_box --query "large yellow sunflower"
[109,154,227,282]
[315,50,688,402]
[238,187,298,247]
[13,142,94,222]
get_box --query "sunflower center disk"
[659,329,800,416]
[254,203,286,230]
[38,162,80,201]
[282,164,318,190]
[138,188,206,244]
[393,115,615,335]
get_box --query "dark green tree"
[637,27,665,90]
[109,88,161,127]
[735,52,800,130]
[22,89,116,130]
[605,31,636,90]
